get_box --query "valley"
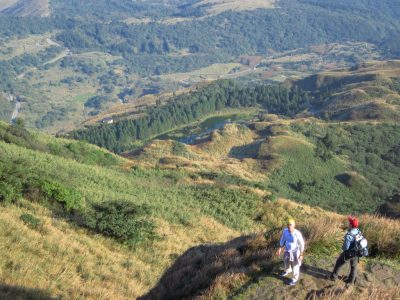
[0,1,400,299]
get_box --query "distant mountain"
[0,0,49,17]
[294,61,400,122]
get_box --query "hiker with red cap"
[330,216,363,284]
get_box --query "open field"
[193,0,275,14]
[0,33,54,61]
[159,63,242,82]
[0,0,49,17]
[0,0,20,11]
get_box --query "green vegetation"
[80,200,156,246]
[0,155,25,203]
[0,99,400,299]
[0,122,261,231]
[41,180,82,211]
[273,122,400,213]
[0,121,119,166]
[266,134,367,213]
[19,213,42,230]
[69,80,310,152]
[1,0,400,131]
[50,0,400,75]
[0,45,62,91]
[0,96,13,122]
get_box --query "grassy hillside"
[127,113,400,215]
[0,114,400,299]
[0,0,49,17]
[0,120,264,298]
[186,0,275,15]
[141,199,400,299]
[295,60,400,122]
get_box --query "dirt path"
[15,39,71,79]
[236,257,400,299]
[10,100,21,122]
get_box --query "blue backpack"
[347,231,369,257]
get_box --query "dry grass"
[0,34,53,61]
[3,195,400,299]
[360,214,400,258]
[141,198,400,299]
[159,63,242,82]
[0,0,49,17]
[0,200,239,300]
[140,233,278,300]
[199,123,256,158]
[309,285,400,300]
[195,0,275,14]
[257,198,344,249]
[129,122,268,181]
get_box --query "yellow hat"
[287,218,295,225]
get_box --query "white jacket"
[279,228,305,252]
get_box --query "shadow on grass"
[0,284,59,300]
[228,140,262,159]
[139,233,279,300]
[301,264,332,280]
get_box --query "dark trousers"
[332,252,358,283]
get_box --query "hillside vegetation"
[0,97,400,299]
[187,0,276,15]
[0,0,49,17]
[295,60,400,121]
[69,80,310,153]
[1,0,400,131]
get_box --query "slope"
[0,0,49,17]
[0,113,400,299]
[0,121,263,298]
[294,60,400,122]
[141,199,400,299]
[127,114,400,215]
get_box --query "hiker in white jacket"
[277,218,305,286]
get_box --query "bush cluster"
[81,200,156,245]
[20,213,42,230]
[41,180,82,212]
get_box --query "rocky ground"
[234,257,400,299]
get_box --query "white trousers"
[283,251,302,281]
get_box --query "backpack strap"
[345,229,362,252]
[347,229,361,238]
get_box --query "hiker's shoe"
[280,271,290,277]
[344,277,355,285]
[288,279,297,286]
[329,273,338,281]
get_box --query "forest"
[69,80,311,152]
[1,0,400,78]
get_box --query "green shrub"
[0,157,25,203]
[0,181,22,203]
[82,200,156,245]
[20,213,42,230]
[171,141,188,157]
[41,180,82,211]
[263,193,277,202]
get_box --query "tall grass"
[0,140,260,231]
[360,214,400,258]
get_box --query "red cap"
[348,216,359,228]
